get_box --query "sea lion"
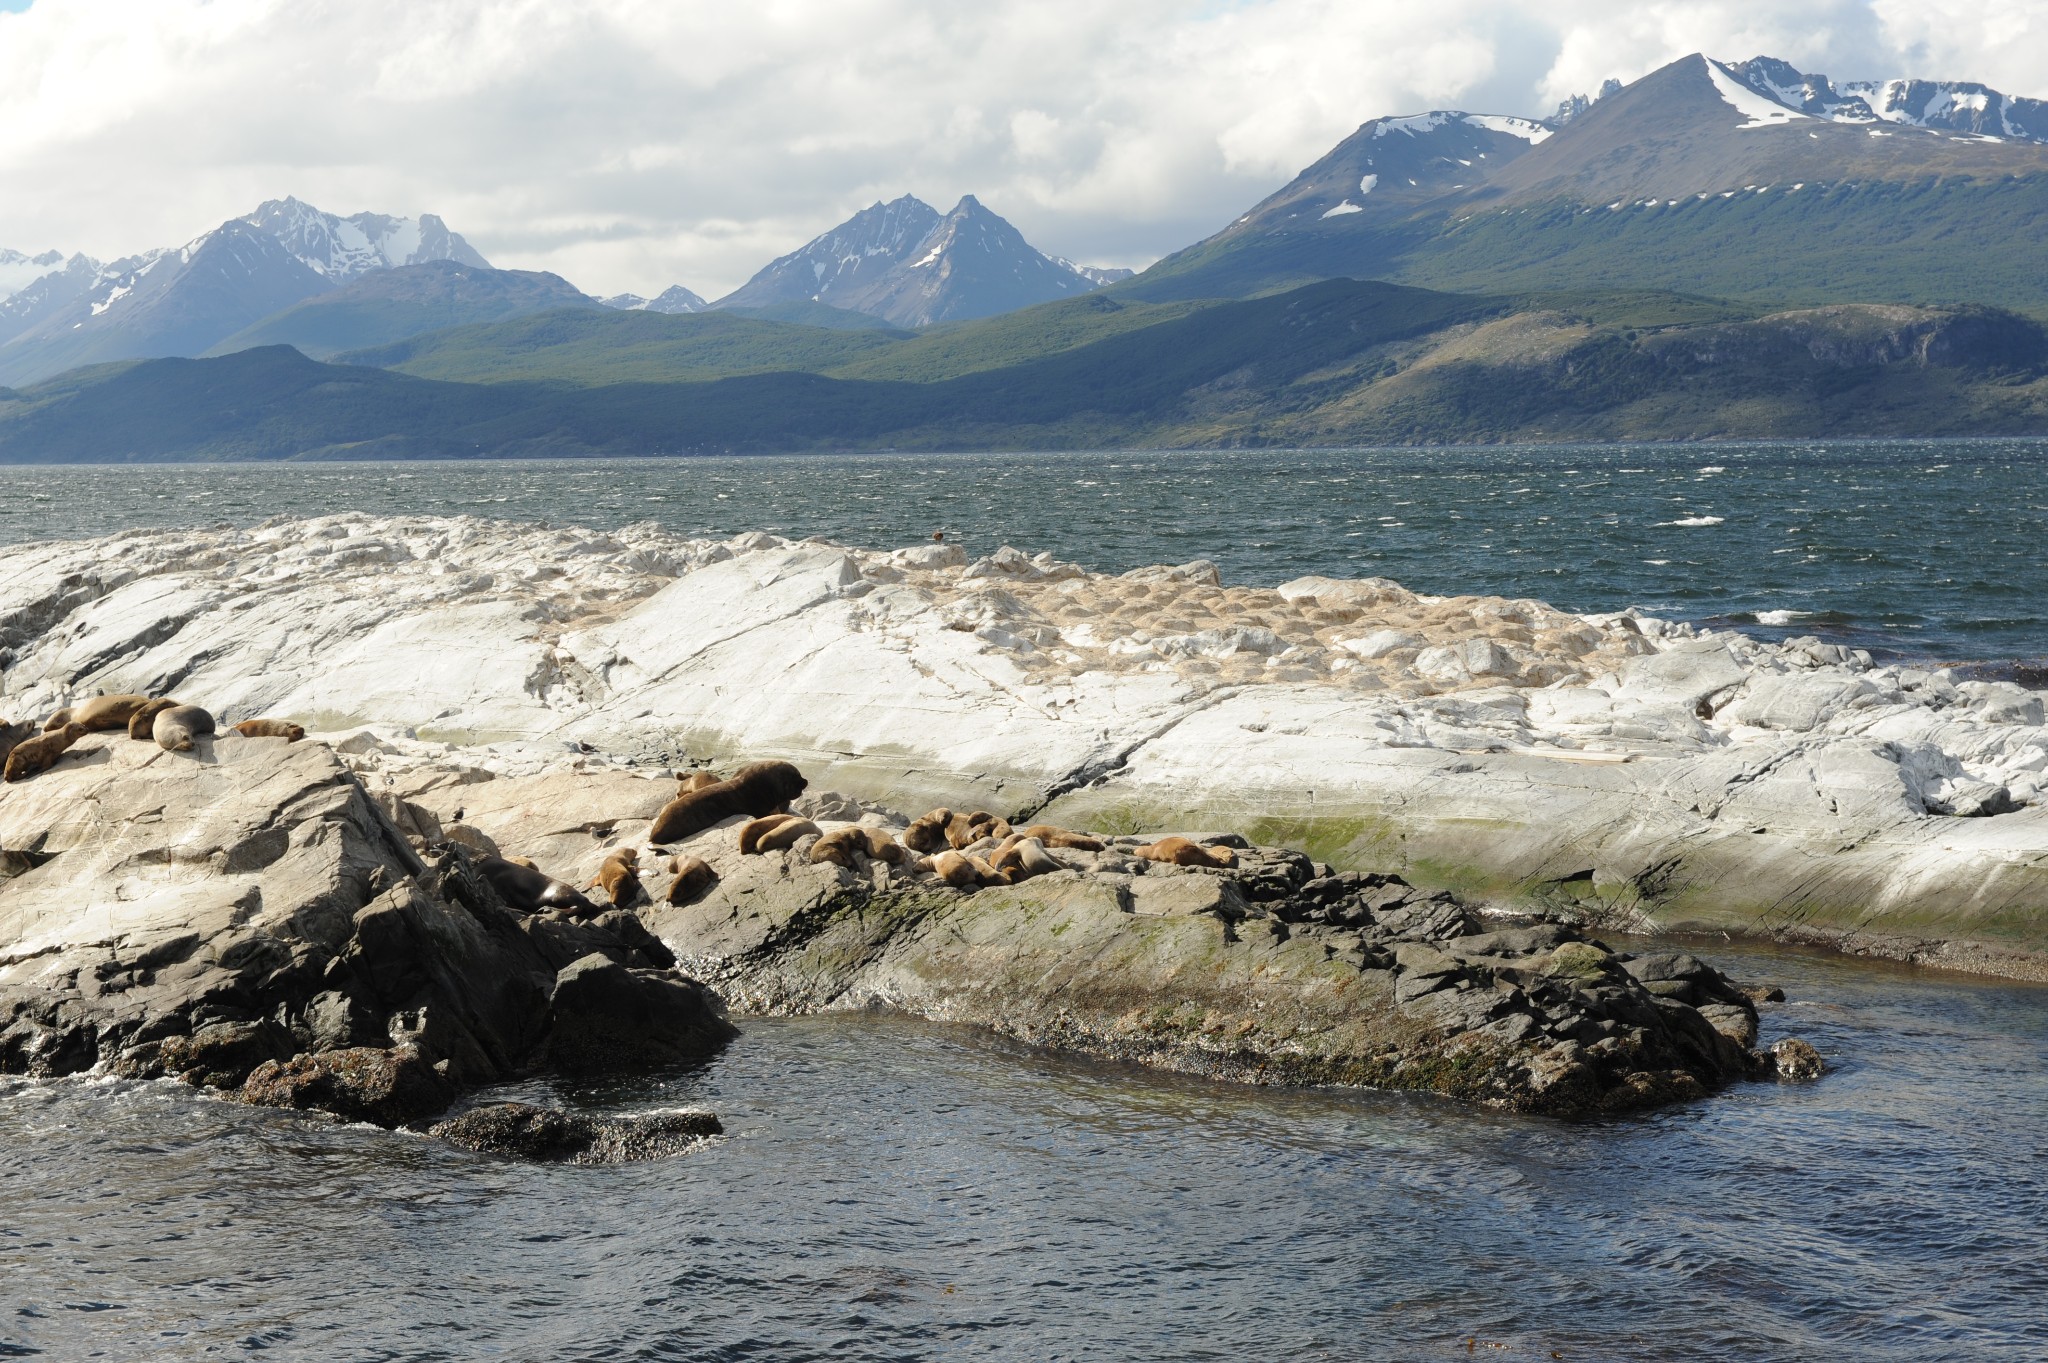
[945,810,1009,849]
[738,814,800,855]
[750,816,819,855]
[930,849,982,890]
[5,722,86,782]
[127,698,181,740]
[677,770,720,793]
[152,704,217,753]
[479,854,599,917]
[1134,836,1237,869]
[505,855,539,871]
[0,720,33,774]
[648,760,808,844]
[809,825,907,868]
[666,855,715,905]
[903,808,953,854]
[990,836,1061,882]
[232,718,306,741]
[1016,824,1105,852]
[72,694,152,733]
[588,846,642,908]
[41,707,73,733]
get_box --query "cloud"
[0,0,2043,298]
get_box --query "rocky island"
[10,512,2035,1143]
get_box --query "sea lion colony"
[0,693,1246,913]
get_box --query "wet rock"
[544,955,738,1076]
[241,1046,453,1127]
[428,1101,722,1164]
[158,1020,294,1090]
[1771,1037,1826,1081]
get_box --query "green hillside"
[207,262,600,360]
[4,280,2046,462]
[342,309,910,385]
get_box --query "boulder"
[428,1101,722,1163]
[241,1046,454,1127]
[544,954,739,1075]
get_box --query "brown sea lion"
[232,719,306,741]
[945,810,1010,849]
[4,722,86,782]
[930,849,982,889]
[991,836,1061,882]
[1134,836,1237,869]
[1017,824,1105,852]
[41,707,73,732]
[0,720,34,774]
[738,814,800,855]
[72,694,152,733]
[648,760,808,844]
[751,817,819,855]
[479,854,599,917]
[809,825,907,868]
[588,846,642,908]
[127,698,181,740]
[677,770,720,793]
[903,808,953,854]
[666,855,715,905]
[152,704,217,753]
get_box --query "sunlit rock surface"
[5,514,2047,977]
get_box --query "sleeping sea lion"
[903,808,953,854]
[41,708,73,733]
[648,760,808,844]
[945,811,1010,849]
[1134,836,1237,869]
[749,818,819,851]
[152,704,217,753]
[127,698,181,740]
[1016,824,1105,852]
[666,855,715,905]
[990,836,1062,882]
[677,770,720,794]
[809,826,907,868]
[0,720,34,774]
[930,849,982,889]
[479,854,599,917]
[72,694,152,733]
[232,719,306,741]
[588,846,642,908]
[4,722,86,782]
[738,814,799,855]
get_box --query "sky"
[2,0,2046,299]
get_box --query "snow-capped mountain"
[1725,57,2048,141]
[716,194,1124,326]
[239,197,489,281]
[0,199,491,386]
[601,284,707,314]
[0,249,74,302]
[1138,52,2048,306]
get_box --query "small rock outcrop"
[429,1102,723,1164]
[0,733,735,1134]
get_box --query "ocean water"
[4,940,2046,1362]
[3,439,2046,663]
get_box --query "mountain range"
[7,50,2048,451]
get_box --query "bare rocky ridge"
[2,516,2042,979]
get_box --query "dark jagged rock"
[241,1046,454,1127]
[544,954,737,1075]
[428,1101,722,1163]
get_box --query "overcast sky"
[2,0,2045,298]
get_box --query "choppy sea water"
[4,440,2046,663]
[4,940,2045,1361]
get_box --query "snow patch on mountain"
[1707,59,1813,129]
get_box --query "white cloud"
[0,0,2043,298]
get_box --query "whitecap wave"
[1755,609,1809,626]
[1658,515,1725,527]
